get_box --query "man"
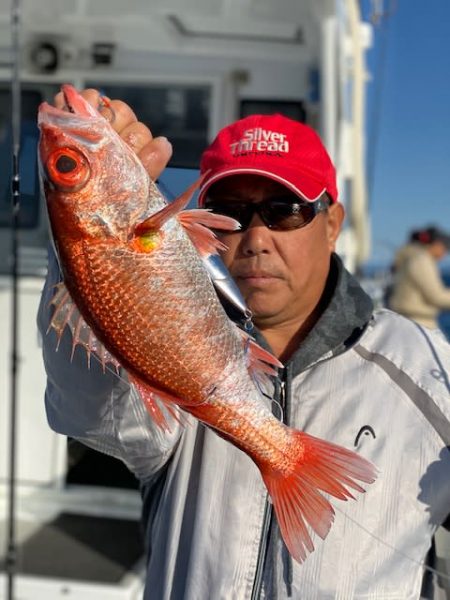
[389,226,450,331]
[38,90,450,599]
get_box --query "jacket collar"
[251,253,374,377]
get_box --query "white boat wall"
[0,0,377,598]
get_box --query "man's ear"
[326,202,345,251]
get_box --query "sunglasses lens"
[205,202,253,229]
[262,200,315,231]
[205,196,324,231]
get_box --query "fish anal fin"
[48,282,121,372]
[259,430,377,563]
[129,374,188,433]
[179,209,240,257]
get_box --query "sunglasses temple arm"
[202,254,250,318]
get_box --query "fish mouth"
[38,84,102,124]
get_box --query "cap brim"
[198,167,326,206]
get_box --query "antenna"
[5,0,21,599]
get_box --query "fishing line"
[335,505,450,583]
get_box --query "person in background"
[389,225,450,331]
[37,90,450,600]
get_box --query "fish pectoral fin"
[260,431,377,564]
[135,176,203,235]
[135,173,240,257]
[179,210,240,257]
[129,374,188,434]
[48,282,121,373]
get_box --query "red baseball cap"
[198,113,338,206]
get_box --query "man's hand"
[54,87,173,181]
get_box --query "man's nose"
[240,214,272,255]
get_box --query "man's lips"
[234,271,282,285]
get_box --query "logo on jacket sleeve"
[229,128,290,155]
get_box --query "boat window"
[86,82,210,169]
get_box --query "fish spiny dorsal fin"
[48,282,121,372]
[47,283,71,348]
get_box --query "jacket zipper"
[250,375,288,600]
[250,499,273,600]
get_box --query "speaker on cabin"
[26,35,80,74]
[29,40,59,73]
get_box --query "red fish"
[38,84,376,563]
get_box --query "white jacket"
[38,253,450,599]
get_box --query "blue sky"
[363,0,450,269]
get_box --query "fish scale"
[63,237,237,402]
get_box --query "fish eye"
[55,154,78,173]
[45,146,91,191]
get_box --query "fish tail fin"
[259,430,377,563]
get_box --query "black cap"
[410,226,450,249]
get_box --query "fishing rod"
[5,0,22,598]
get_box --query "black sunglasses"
[204,195,330,232]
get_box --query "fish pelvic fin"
[48,282,121,373]
[129,374,189,434]
[260,430,377,563]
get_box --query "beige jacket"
[389,243,450,328]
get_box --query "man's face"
[206,175,344,329]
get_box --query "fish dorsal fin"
[48,282,121,372]
[128,374,188,433]
[178,209,240,256]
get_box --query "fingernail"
[155,136,172,150]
